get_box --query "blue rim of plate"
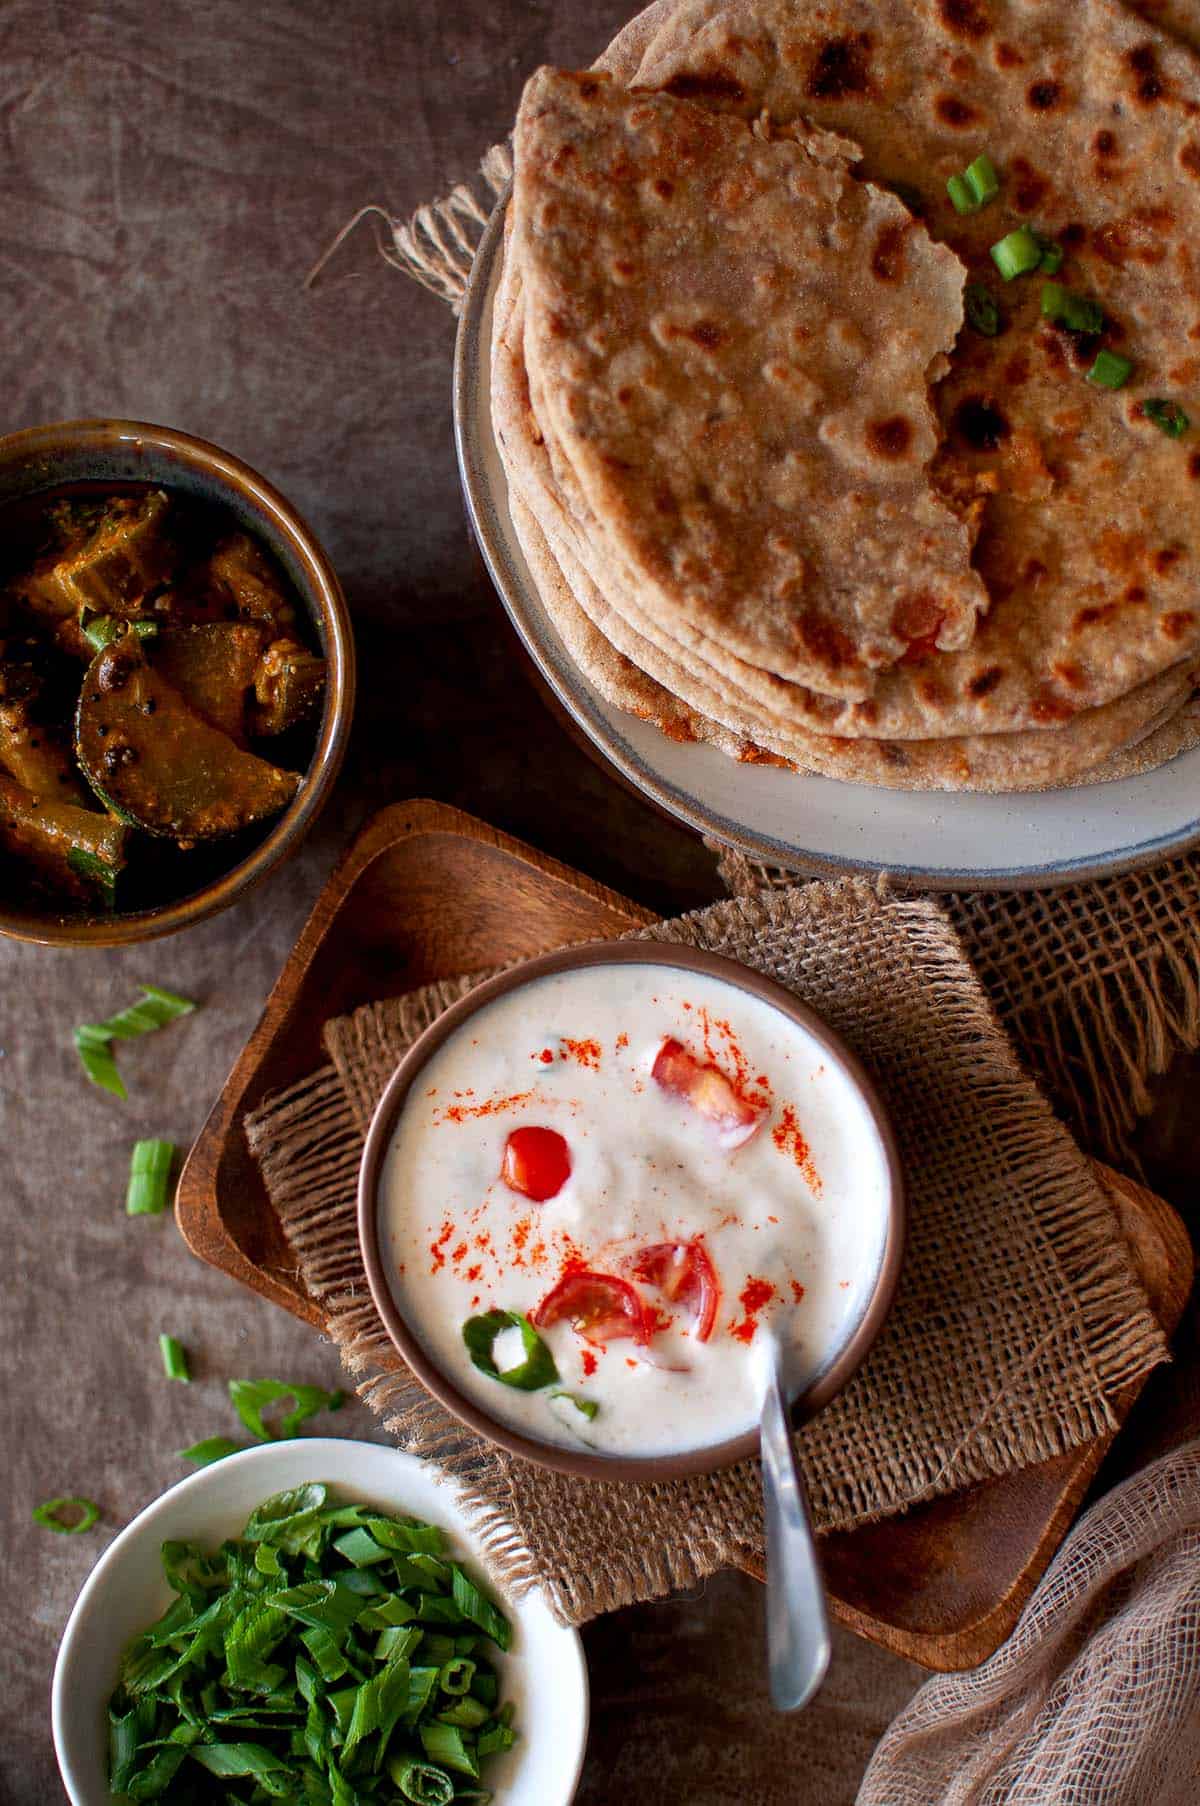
[453,196,1200,892]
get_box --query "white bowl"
[52,1438,588,1805]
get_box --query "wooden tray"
[178,799,1194,1670]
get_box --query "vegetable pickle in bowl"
[360,942,904,1484]
[0,421,353,945]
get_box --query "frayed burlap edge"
[712,845,1200,1171]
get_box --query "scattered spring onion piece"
[947,151,999,213]
[946,172,974,214]
[1041,282,1104,335]
[990,225,1043,280]
[1144,398,1191,437]
[74,1023,126,1097]
[963,153,1000,205]
[159,1334,190,1383]
[33,1495,100,1534]
[1087,350,1134,390]
[462,1309,559,1391]
[177,1436,246,1467]
[105,1482,516,1802]
[126,1139,175,1216]
[964,283,1002,337]
[1034,232,1064,275]
[82,617,157,654]
[73,983,196,1096]
[227,1377,345,1442]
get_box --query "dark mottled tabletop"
[2,2,1196,1799]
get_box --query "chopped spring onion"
[947,151,999,214]
[177,1436,246,1467]
[551,1389,599,1421]
[1041,282,1104,335]
[1087,350,1134,390]
[462,1309,559,1391]
[946,172,974,214]
[105,1482,516,1803]
[82,617,157,654]
[74,983,196,1096]
[963,153,1000,206]
[33,1495,100,1534]
[964,283,1002,336]
[227,1377,345,1442]
[1034,232,1064,274]
[990,225,1043,280]
[126,1139,175,1216]
[1144,398,1191,437]
[159,1334,190,1382]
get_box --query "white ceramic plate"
[53,1438,588,1805]
[454,201,1200,890]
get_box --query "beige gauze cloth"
[859,1438,1200,1805]
[246,881,1167,1620]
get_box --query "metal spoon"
[759,1329,832,1711]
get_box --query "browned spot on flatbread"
[994,41,1023,67]
[1074,602,1120,628]
[966,664,1003,697]
[1190,450,1200,479]
[935,94,977,127]
[797,610,858,671]
[1125,584,1148,604]
[1093,208,1173,267]
[892,592,944,641]
[1027,80,1062,111]
[653,177,675,199]
[737,744,790,766]
[1023,557,1048,586]
[1010,157,1049,213]
[1054,661,1085,688]
[1163,610,1196,639]
[1155,544,1185,573]
[1005,352,1031,387]
[866,415,913,457]
[1095,130,1118,156]
[663,70,745,104]
[871,222,908,281]
[938,0,991,41]
[1030,687,1076,722]
[953,395,1010,450]
[807,34,873,100]
[1128,43,1168,105]
[1181,144,1200,180]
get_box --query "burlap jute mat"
[245,879,1167,1624]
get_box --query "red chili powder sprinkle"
[696,1008,772,1111]
[615,1033,630,1049]
[466,1264,482,1283]
[625,1357,638,1369]
[791,1280,806,1305]
[581,1350,597,1377]
[429,1219,454,1272]
[729,1276,776,1344]
[537,1048,555,1064]
[471,1294,481,1308]
[436,1089,534,1123]
[529,1239,547,1268]
[771,1104,823,1192]
[450,1242,468,1266]
[767,1215,779,1225]
[560,1037,602,1069]
[474,1232,492,1251]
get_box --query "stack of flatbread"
[492,0,1200,791]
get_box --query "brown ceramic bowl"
[359,939,905,1482]
[0,419,354,946]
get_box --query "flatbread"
[496,252,1200,789]
[512,67,987,699]
[625,0,1200,738]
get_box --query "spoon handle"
[760,1350,832,1711]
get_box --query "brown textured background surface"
[1,3,1197,1800]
